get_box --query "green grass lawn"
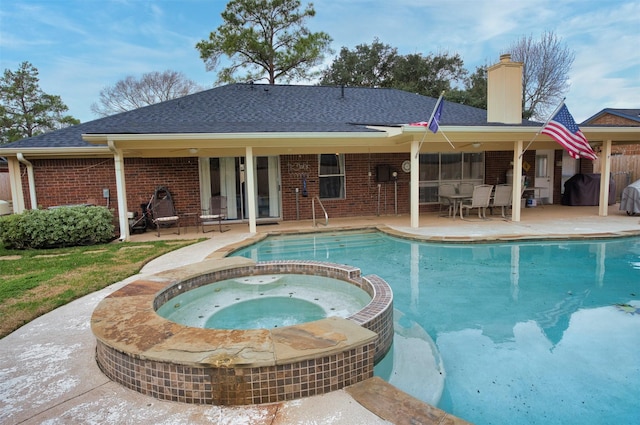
[0,239,199,338]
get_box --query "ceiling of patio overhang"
[75,125,640,158]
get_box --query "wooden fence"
[594,154,640,200]
[0,172,10,201]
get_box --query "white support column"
[108,141,130,241]
[410,140,420,228]
[7,157,26,213]
[598,139,612,216]
[511,140,524,222]
[245,146,257,233]
[198,157,211,211]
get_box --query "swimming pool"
[231,230,640,425]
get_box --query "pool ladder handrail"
[312,196,329,227]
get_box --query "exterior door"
[253,156,280,219]
[534,149,555,204]
[203,156,280,221]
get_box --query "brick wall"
[484,150,537,187]
[25,158,117,209]
[553,150,563,203]
[22,157,200,232]
[20,151,568,229]
[586,112,640,155]
[588,115,639,126]
[485,151,513,186]
[280,153,414,220]
[123,158,200,217]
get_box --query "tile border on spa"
[91,258,394,405]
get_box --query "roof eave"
[82,130,391,144]
[0,146,112,159]
[402,124,640,143]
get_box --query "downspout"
[17,153,38,209]
[108,140,130,241]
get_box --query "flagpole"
[415,91,448,158]
[520,97,566,158]
[427,91,445,128]
[414,124,429,159]
[440,130,455,149]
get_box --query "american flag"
[541,104,597,160]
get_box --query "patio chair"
[460,184,493,219]
[149,187,180,237]
[200,196,229,233]
[458,182,475,197]
[490,184,513,218]
[438,184,457,217]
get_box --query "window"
[535,155,548,178]
[441,153,463,180]
[319,154,345,199]
[464,153,484,180]
[418,152,484,203]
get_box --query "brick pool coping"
[91,257,394,405]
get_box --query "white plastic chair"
[460,184,493,219]
[438,184,456,217]
[458,182,475,197]
[490,184,513,218]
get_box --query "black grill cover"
[562,174,616,206]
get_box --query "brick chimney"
[487,54,523,124]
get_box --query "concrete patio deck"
[1,205,638,424]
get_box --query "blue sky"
[1,0,638,124]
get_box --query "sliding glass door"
[203,156,280,220]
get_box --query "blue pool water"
[231,230,640,425]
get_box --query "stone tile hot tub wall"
[91,258,394,405]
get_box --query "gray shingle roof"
[582,108,640,125]
[4,83,532,149]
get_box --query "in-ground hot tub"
[156,272,373,330]
[91,258,393,405]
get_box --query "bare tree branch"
[90,70,203,117]
[507,31,575,120]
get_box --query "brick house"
[1,55,639,240]
[584,109,640,195]
[583,109,640,155]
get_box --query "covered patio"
[128,203,640,244]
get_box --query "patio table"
[439,194,471,219]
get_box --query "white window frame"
[318,154,346,199]
[418,152,485,203]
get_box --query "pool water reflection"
[231,231,640,425]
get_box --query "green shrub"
[0,206,115,249]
